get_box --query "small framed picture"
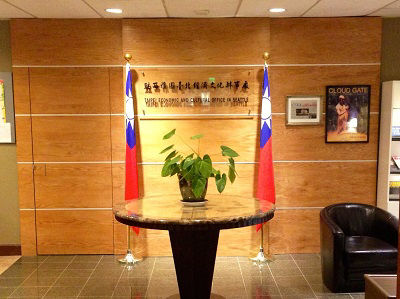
[286,95,322,125]
[325,85,370,143]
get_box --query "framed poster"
[325,85,370,143]
[0,72,15,143]
[286,95,322,125]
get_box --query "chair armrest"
[320,208,346,292]
[373,209,398,248]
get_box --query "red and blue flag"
[256,63,276,231]
[125,62,139,235]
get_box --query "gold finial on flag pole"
[263,51,270,62]
[124,53,132,62]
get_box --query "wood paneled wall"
[11,17,381,255]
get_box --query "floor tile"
[0,287,16,297]
[269,266,303,277]
[9,286,49,298]
[15,256,48,264]
[146,277,179,297]
[211,278,247,297]
[43,256,75,263]
[317,295,352,298]
[296,258,322,268]
[53,276,89,287]
[31,269,64,278]
[79,285,116,297]
[311,284,336,295]
[350,294,365,299]
[117,277,150,287]
[304,274,323,285]
[269,260,298,269]
[300,267,322,275]
[60,269,93,278]
[291,253,320,261]
[66,262,98,270]
[239,262,272,276]
[39,262,70,270]
[43,286,82,297]
[72,255,102,263]
[113,285,147,297]
[0,277,25,287]
[272,254,293,260]
[20,275,58,287]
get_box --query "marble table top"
[113,194,275,230]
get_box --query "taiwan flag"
[125,62,140,235]
[256,63,276,231]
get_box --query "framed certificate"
[286,95,322,125]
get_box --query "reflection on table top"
[113,194,275,230]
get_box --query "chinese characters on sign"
[144,81,249,93]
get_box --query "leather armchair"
[320,203,398,293]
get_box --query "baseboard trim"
[0,245,21,256]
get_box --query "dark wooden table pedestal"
[113,195,275,299]
[169,229,220,299]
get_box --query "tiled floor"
[0,254,364,298]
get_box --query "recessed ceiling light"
[105,8,123,14]
[269,8,286,13]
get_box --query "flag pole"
[251,51,274,264]
[119,53,141,265]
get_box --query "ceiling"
[0,0,399,19]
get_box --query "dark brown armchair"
[320,203,398,292]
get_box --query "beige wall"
[381,18,400,81]
[0,20,19,245]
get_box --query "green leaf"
[161,163,172,177]
[203,154,212,165]
[165,150,177,161]
[170,155,182,165]
[228,164,236,183]
[159,144,174,154]
[190,134,204,140]
[192,177,207,198]
[186,153,194,159]
[215,173,227,193]
[221,145,239,157]
[183,158,195,170]
[170,164,180,176]
[163,129,176,140]
[199,159,212,178]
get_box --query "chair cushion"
[344,236,397,279]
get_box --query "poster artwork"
[325,85,370,143]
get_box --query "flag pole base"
[250,247,274,264]
[118,249,141,265]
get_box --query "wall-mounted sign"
[134,68,258,115]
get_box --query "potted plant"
[160,129,239,202]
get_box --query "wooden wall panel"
[269,65,381,113]
[273,114,379,161]
[31,116,111,162]
[123,18,270,65]
[269,209,321,253]
[17,164,34,209]
[19,210,36,255]
[12,67,30,114]
[30,68,111,114]
[111,114,379,162]
[36,210,113,254]
[11,19,122,65]
[112,117,259,162]
[274,162,376,207]
[270,17,381,64]
[113,162,375,208]
[15,117,32,162]
[110,67,124,114]
[34,163,112,208]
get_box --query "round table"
[113,194,275,299]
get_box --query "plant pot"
[178,175,208,202]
